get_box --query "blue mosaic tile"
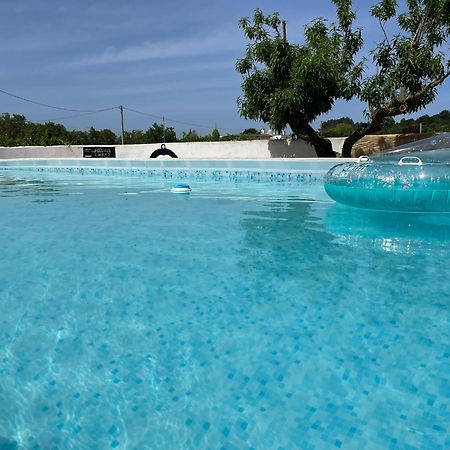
[0,165,448,449]
[0,164,319,183]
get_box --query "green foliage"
[210,128,221,141]
[180,129,204,142]
[323,122,356,137]
[242,128,259,134]
[146,122,177,143]
[238,1,450,157]
[0,114,118,146]
[237,2,363,156]
[321,109,450,135]
[377,109,450,133]
[361,0,450,117]
[371,0,397,21]
[86,127,117,145]
[123,129,148,144]
[0,115,179,146]
[221,133,255,141]
[334,0,450,155]
[0,113,75,146]
[320,117,356,135]
[0,114,264,146]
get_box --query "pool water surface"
[0,170,449,449]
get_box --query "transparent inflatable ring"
[398,156,422,166]
[324,133,450,212]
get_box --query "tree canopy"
[0,114,177,147]
[321,109,450,135]
[237,0,450,157]
[0,114,261,146]
[342,0,450,155]
[236,2,363,156]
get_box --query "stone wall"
[351,133,434,157]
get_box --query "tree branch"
[411,6,430,53]
[341,70,450,157]
[406,70,450,104]
[377,70,450,116]
[379,18,390,45]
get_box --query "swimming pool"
[0,163,449,449]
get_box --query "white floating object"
[171,183,191,193]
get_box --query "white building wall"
[328,137,347,155]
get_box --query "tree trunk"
[341,114,384,157]
[341,132,363,157]
[312,137,336,158]
[291,122,336,158]
[341,70,450,157]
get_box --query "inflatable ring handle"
[160,143,166,149]
[358,156,370,163]
[398,156,423,166]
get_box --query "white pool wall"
[0,139,319,159]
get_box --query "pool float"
[324,134,450,212]
[171,183,191,193]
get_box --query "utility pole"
[119,105,125,145]
[163,116,166,144]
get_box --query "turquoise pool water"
[0,169,449,450]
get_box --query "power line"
[123,107,163,121]
[123,106,243,133]
[0,88,118,113]
[0,87,251,134]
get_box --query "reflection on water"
[0,175,61,198]
[323,204,450,255]
[239,192,450,260]
[239,198,339,282]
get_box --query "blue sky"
[0,0,449,136]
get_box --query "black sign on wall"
[83,147,116,158]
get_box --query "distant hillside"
[320,110,450,137]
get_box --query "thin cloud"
[72,24,242,66]
[93,79,237,97]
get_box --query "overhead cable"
[0,88,118,113]
[124,107,242,133]
[43,110,116,123]
[0,87,248,133]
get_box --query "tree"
[146,122,176,143]
[123,129,147,144]
[242,127,259,134]
[238,1,450,157]
[180,129,203,142]
[0,113,29,146]
[33,122,70,146]
[236,3,363,157]
[341,0,450,156]
[321,109,450,135]
[85,127,117,145]
[320,117,355,136]
[327,122,356,137]
[210,128,221,140]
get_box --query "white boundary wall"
[0,139,318,160]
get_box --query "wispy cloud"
[72,24,242,66]
[93,79,237,97]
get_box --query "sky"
[0,0,449,136]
